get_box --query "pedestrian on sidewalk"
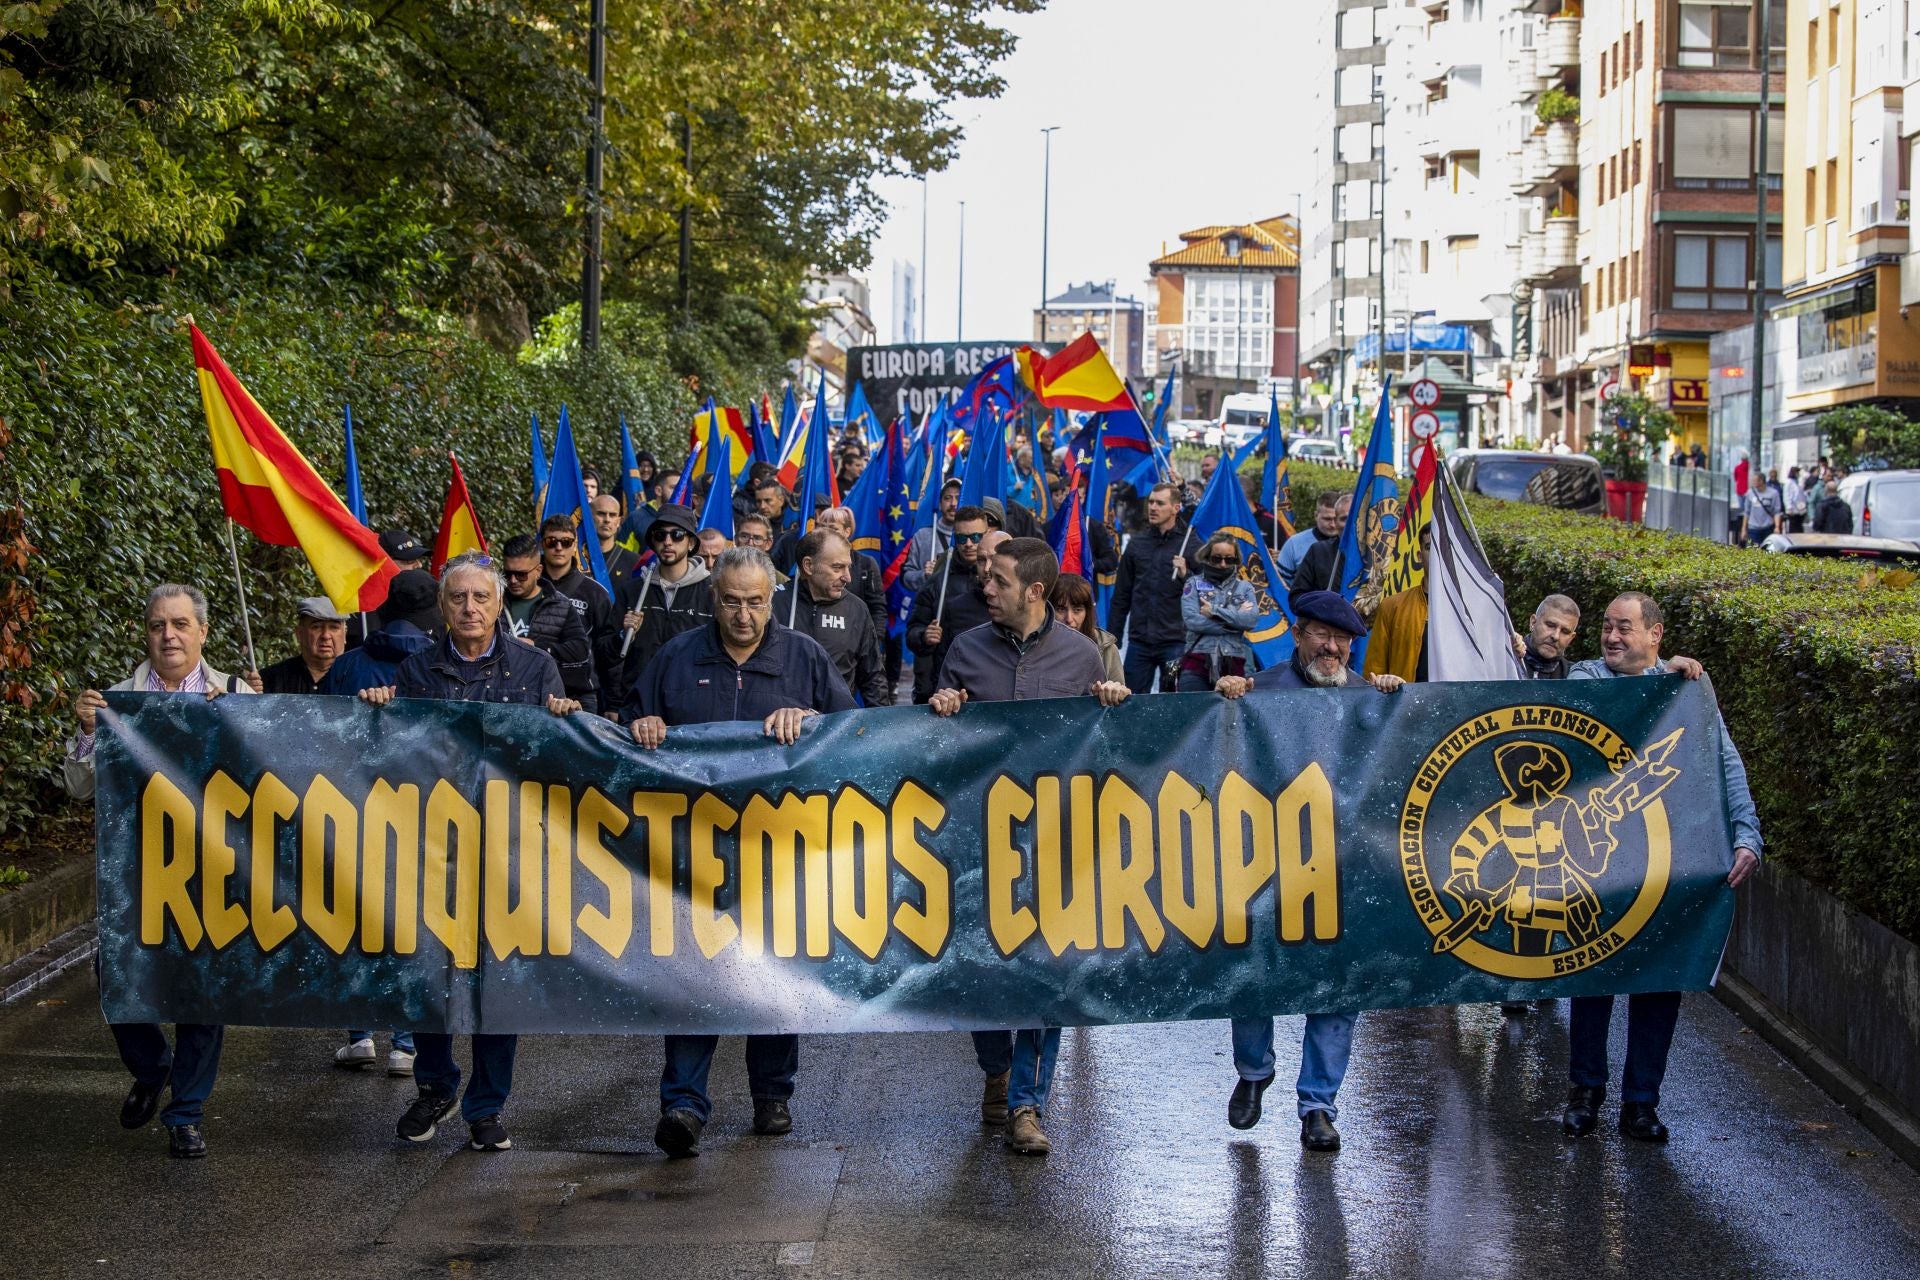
[1560,592,1761,1144]
[626,547,856,1158]
[61,582,254,1160]
[929,536,1132,1156]
[357,552,583,1154]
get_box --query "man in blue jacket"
[625,546,857,1157]
[357,552,583,1154]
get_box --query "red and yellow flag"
[1017,333,1131,413]
[192,326,396,613]
[691,402,751,480]
[431,451,488,574]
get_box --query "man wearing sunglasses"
[905,506,995,704]
[538,514,617,713]
[500,534,595,709]
[611,503,713,705]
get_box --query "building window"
[1674,1,1758,69]
[1668,106,1782,190]
[1669,232,1751,310]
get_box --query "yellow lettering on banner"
[482,780,544,961]
[300,775,359,956]
[1035,774,1097,956]
[1218,771,1275,945]
[1276,763,1340,942]
[545,784,573,957]
[890,781,951,959]
[740,792,830,959]
[423,780,481,969]
[365,780,419,954]
[985,775,1037,956]
[574,788,632,959]
[1098,776,1164,952]
[830,787,890,961]
[140,773,202,949]
[249,772,298,952]
[690,792,740,959]
[1156,772,1218,949]
[633,792,688,957]
[199,771,250,949]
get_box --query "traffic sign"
[1408,379,1441,409]
[1598,377,1621,402]
[1410,409,1440,440]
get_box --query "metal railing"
[1644,462,1734,543]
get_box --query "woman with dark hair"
[1048,572,1123,683]
[1176,533,1259,691]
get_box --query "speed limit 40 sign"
[1408,378,1441,409]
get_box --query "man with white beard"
[1212,590,1403,1153]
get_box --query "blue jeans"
[1122,639,1183,694]
[412,1032,516,1121]
[1568,991,1683,1105]
[111,1022,224,1127]
[1230,1013,1358,1120]
[659,1034,797,1123]
[971,1028,1062,1112]
[346,1029,416,1053]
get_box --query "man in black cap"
[611,503,712,703]
[251,597,347,694]
[1213,590,1403,1155]
[342,528,430,650]
[320,569,439,695]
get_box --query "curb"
[1715,970,1920,1174]
[0,855,95,972]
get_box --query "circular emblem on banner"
[1398,706,1682,980]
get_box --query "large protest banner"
[96,678,1739,1034]
[846,341,1036,421]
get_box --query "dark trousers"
[111,1022,224,1127]
[1568,991,1683,1105]
[660,1034,797,1123]
[1122,639,1183,694]
[413,1032,517,1122]
[884,631,903,693]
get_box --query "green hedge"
[0,275,740,836]
[1279,461,1920,940]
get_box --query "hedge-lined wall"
[1278,461,1920,940]
[0,277,732,835]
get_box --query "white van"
[1838,468,1920,540]
[1216,393,1274,448]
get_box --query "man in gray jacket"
[930,537,1132,1156]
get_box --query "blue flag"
[667,443,701,507]
[530,411,549,515]
[1187,449,1296,669]
[911,418,947,537]
[1262,388,1294,540]
[1151,365,1175,450]
[1333,380,1399,665]
[957,406,1008,509]
[849,421,914,634]
[751,400,780,467]
[696,430,734,541]
[778,384,800,456]
[541,405,613,594]
[846,383,881,449]
[789,370,834,533]
[619,414,646,515]
[343,404,366,526]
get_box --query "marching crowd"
[60,426,1761,1167]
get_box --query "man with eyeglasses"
[1213,590,1404,1155]
[625,546,857,1158]
[538,514,617,709]
[905,505,994,705]
[611,503,713,706]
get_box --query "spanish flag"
[1017,332,1132,413]
[431,451,488,574]
[192,326,396,613]
[691,400,752,479]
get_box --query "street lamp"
[1040,126,1060,330]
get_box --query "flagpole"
[933,547,954,625]
[223,518,260,677]
[618,566,655,660]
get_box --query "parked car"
[1167,419,1215,446]
[1836,468,1920,540]
[1289,438,1344,465]
[1446,449,1607,517]
[1759,531,1920,564]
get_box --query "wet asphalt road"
[3,965,1918,1280]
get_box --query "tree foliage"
[1819,404,1920,472]
[1590,390,1676,483]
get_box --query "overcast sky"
[861,0,1316,346]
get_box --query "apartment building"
[1148,218,1301,419]
[1032,281,1147,379]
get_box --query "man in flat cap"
[1213,590,1404,1153]
[250,597,347,694]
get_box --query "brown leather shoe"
[1005,1105,1051,1156]
[980,1070,1010,1125]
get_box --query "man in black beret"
[1211,589,1403,1154]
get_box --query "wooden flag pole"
[223,518,260,677]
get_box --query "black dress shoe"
[1300,1109,1341,1152]
[654,1107,704,1158]
[1562,1085,1603,1138]
[1228,1076,1272,1130]
[752,1098,792,1136]
[167,1123,207,1159]
[1619,1102,1670,1144]
[120,1079,164,1130]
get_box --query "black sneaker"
[120,1078,164,1130]
[396,1090,458,1143]
[654,1107,704,1158]
[469,1116,512,1151]
[167,1123,207,1159]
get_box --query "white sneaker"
[387,1047,416,1077]
[334,1038,376,1068]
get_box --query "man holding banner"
[930,536,1131,1156]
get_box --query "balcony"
[1521,229,1548,280]
[1538,15,1579,80]
[1542,120,1578,174]
[1540,215,1578,273]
